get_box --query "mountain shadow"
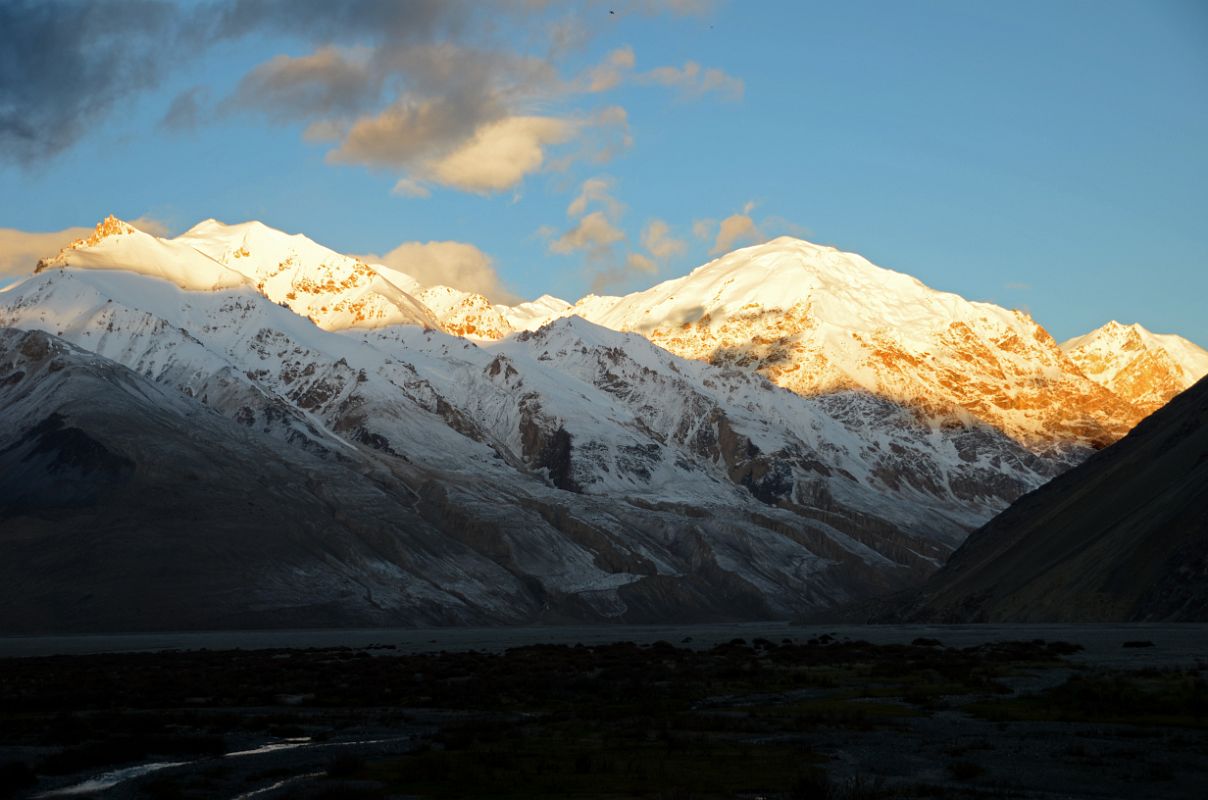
[862,374,1208,622]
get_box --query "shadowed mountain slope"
[0,324,992,633]
[876,375,1208,622]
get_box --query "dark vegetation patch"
[0,638,1203,799]
[968,668,1208,729]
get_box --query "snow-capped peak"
[415,284,513,340]
[1062,320,1208,413]
[564,235,1141,448]
[497,293,572,332]
[174,218,437,331]
[81,214,137,244]
[578,236,977,338]
[35,215,248,292]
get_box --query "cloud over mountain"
[361,239,515,303]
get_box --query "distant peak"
[36,215,138,272]
[179,218,285,239]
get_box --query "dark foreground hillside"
[875,375,1208,622]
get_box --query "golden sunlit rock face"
[82,214,135,246]
[265,254,403,328]
[643,305,1142,450]
[417,286,513,340]
[569,237,1160,453]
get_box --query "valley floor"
[1,626,1206,799]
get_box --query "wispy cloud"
[159,86,210,132]
[0,0,740,209]
[640,61,744,101]
[694,204,763,255]
[551,211,626,256]
[545,177,690,293]
[0,226,89,278]
[567,176,624,218]
[641,219,686,261]
[711,212,763,254]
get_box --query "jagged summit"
[81,214,137,245]
[34,215,136,270]
[1062,320,1208,414]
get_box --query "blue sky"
[1,0,1205,343]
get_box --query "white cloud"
[567,176,623,218]
[0,226,88,278]
[215,9,726,199]
[625,251,657,274]
[128,215,171,237]
[584,46,636,92]
[362,240,515,303]
[711,212,764,254]
[391,177,431,198]
[419,115,576,194]
[588,251,659,293]
[641,61,743,101]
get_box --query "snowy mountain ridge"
[3,214,1202,625]
[540,237,1146,449]
[28,217,1204,451]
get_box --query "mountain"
[0,218,1094,630]
[415,285,515,340]
[872,375,1208,622]
[4,215,1197,630]
[174,218,439,330]
[1062,320,1208,415]
[558,237,1144,450]
[36,215,247,292]
[500,294,573,331]
[0,327,524,631]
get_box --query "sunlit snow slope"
[175,218,438,330]
[560,237,1144,449]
